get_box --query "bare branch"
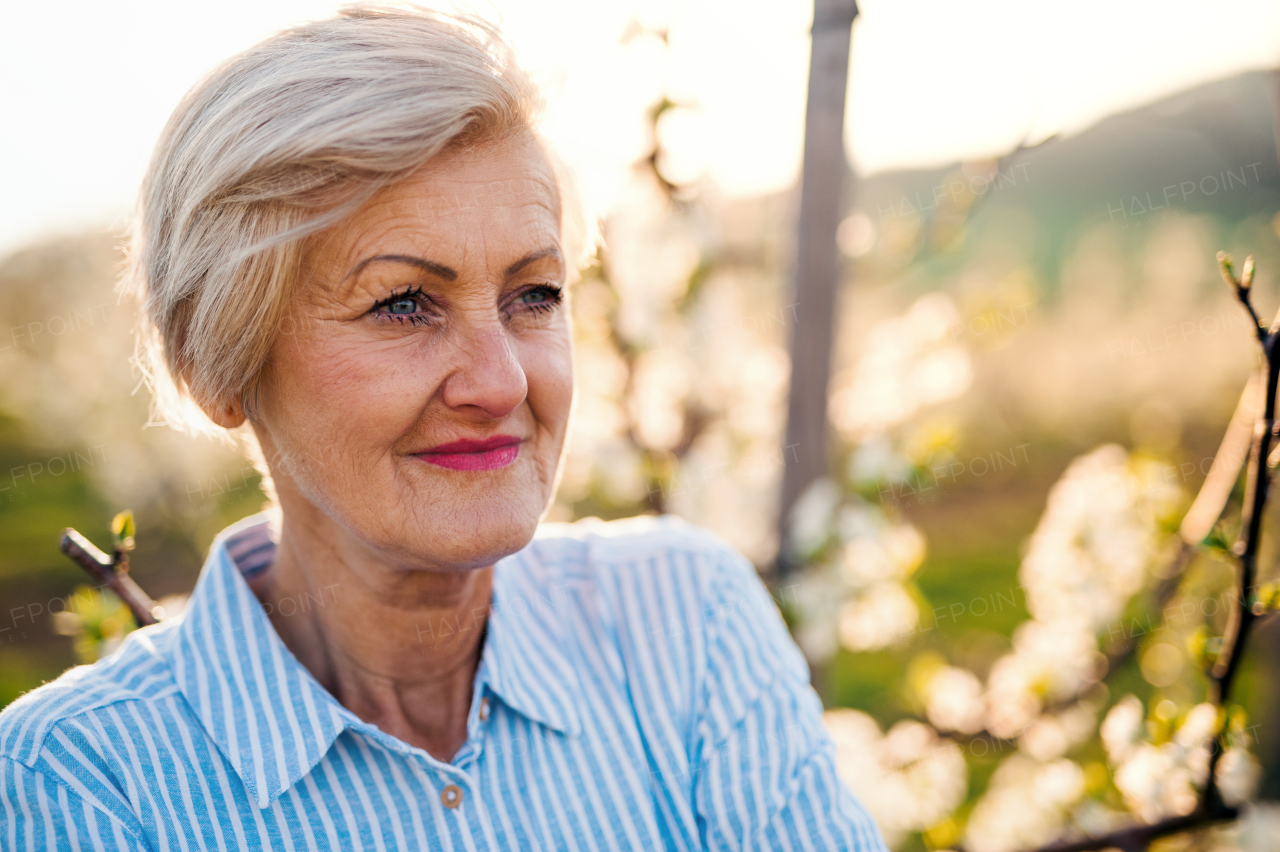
[1219,251,1268,342]
[59,528,161,627]
[1017,807,1237,852]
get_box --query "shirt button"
[479,697,490,721]
[441,784,463,809]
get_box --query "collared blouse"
[0,512,886,851]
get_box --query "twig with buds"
[1203,252,1275,810]
[59,510,162,627]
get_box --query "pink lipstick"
[416,435,521,471]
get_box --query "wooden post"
[778,0,858,574]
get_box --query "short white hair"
[123,3,590,437]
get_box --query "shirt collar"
[165,511,583,810]
[483,536,584,738]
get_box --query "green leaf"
[111,510,136,553]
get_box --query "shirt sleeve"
[690,547,888,852]
[0,756,150,852]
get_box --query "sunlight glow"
[1,0,1277,254]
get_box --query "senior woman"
[0,6,885,850]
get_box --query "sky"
[1,0,1278,256]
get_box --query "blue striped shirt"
[0,512,886,850]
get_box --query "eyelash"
[369,284,564,326]
[516,284,564,315]
[371,286,434,326]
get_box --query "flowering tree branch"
[584,31,715,515]
[1012,251,1277,852]
[933,373,1260,761]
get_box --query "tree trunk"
[778,0,859,575]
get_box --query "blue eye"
[516,285,563,313]
[371,286,433,326]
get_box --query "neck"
[250,507,493,763]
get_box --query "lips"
[416,435,521,471]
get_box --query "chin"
[383,488,546,571]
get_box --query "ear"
[187,377,247,429]
[204,395,247,429]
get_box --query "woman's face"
[251,133,574,571]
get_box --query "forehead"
[409,174,555,213]
[317,134,563,269]
[391,134,560,212]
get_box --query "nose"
[439,321,528,419]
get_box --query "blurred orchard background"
[5,0,1280,849]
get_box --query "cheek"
[522,330,574,436]
[263,327,434,463]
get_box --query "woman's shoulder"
[0,619,181,771]
[521,514,783,663]
[521,514,808,747]
[531,512,742,567]
[525,513,761,601]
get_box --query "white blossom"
[836,497,885,543]
[1109,703,1228,823]
[789,563,845,662]
[787,476,841,559]
[1100,695,1145,764]
[829,294,972,440]
[1114,742,1199,822]
[825,709,967,847]
[983,446,1180,743]
[925,666,986,735]
[838,582,919,652]
[1019,710,1095,763]
[847,437,912,487]
[1217,747,1262,807]
[984,619,1096,738]
[1174,702,1218,751]
[840,523,925,586]
[1230,802,1280,851]
[1019,445,1177,632]
[964,755,1085,852]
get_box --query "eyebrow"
[345,247,563,285]
[505,247,563,278]
[346,254,457,282]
